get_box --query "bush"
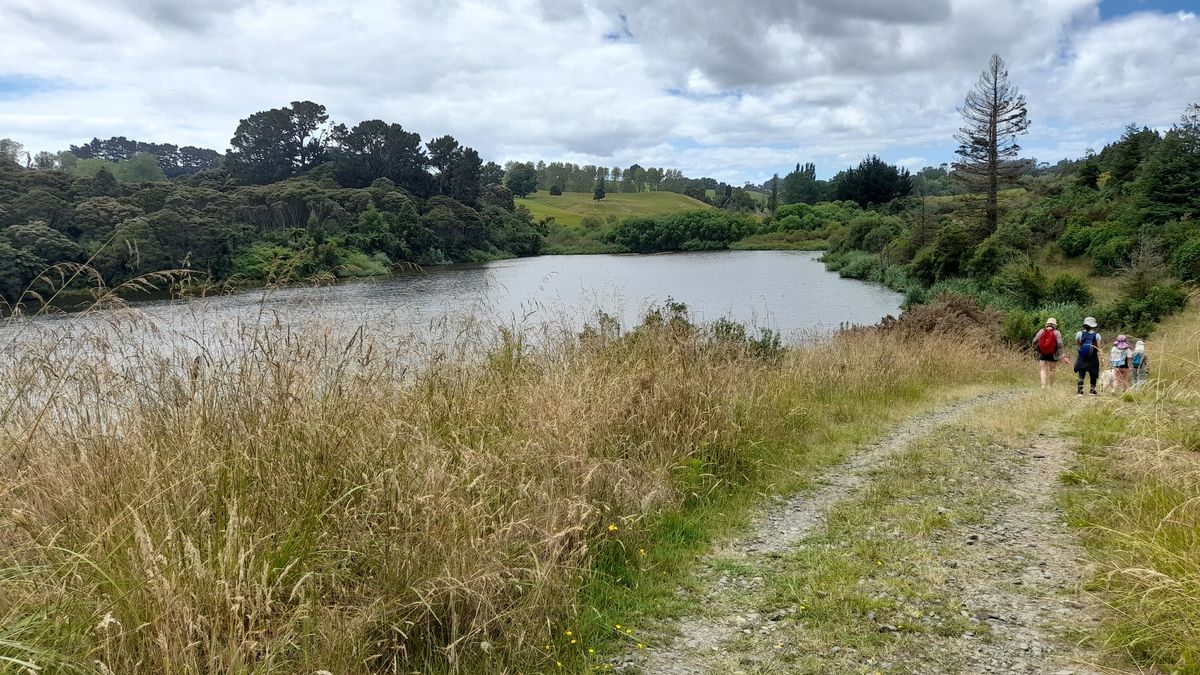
[992,262,1048,308]
[1046,274,1094,305]
[549,185,562,196]
[1089,235,1135,274]
[1172,237,1200,282]
[1099,283,1190,336]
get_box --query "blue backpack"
[1132,351,1145,368]
[1078,331,1098,359]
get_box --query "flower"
[565,630,573,636]
[614,624,622,629]
[636,643,645,649]
[607,524,619,532]
[588,647,596,654]
[570,639,577,645]
[638,548,646,556]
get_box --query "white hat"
[1083,316,1097,328]
[1045,317,1058,327]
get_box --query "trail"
[623,391,1122,675]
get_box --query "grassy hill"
[517,190,711,227]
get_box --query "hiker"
[1032,317,1063,389]
[1109,335,1133,392]
[1074,317,1102,396]
[1131,340,1149,388]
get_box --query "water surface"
[2,251,902,353]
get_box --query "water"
[1,251,901,354]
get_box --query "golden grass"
[1062,295,1200,672]
[0,303,1020,673]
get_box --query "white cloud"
[0,0,1196,182]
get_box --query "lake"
[1,251,902,356]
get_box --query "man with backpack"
[1074,317,1103,396]
[1032,317,1063,389]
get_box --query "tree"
[114,153,167,182]
[953,54,1031,234]
[593,178,606,201]
[781,162,826,205]
[505,162,538,198]
[0,138,23,166]
[448,147,482,205]
[426,135,461,196]
[227,101,333,184]
[549,185,562,196]
[331,120,430,192]
[767,173,779,213]
[32,151,59,170]
[481,161,505,186]
[831,156,912,207]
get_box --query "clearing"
[516,191,711,226]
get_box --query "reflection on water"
[1,251,902,356]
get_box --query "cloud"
[0,0,1196,183]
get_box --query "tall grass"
[1063,296,1200,672]
[0,301,1018,673]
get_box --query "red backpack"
[1037,329,1057,357]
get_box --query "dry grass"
[1063,295,1200,672]
[0,300,1019,673]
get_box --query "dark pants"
[1076,358,1099,394]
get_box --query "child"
[1109,335,1132,392]
[1131,340,1149,388]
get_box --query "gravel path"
[631,390,1028,675]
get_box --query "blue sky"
[1,0,1198,183]
[1100,0,1198,18]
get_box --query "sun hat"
[1134,340,1146,352]
[1045,317,1058,327]
[1115,335,1130,349]
[1083,316,1097,328]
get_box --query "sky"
[0,0,1198,184]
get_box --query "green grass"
[1060,303,1200,672]
[706,189,769,205]
[731,232,828,251]
[517,191,712,227]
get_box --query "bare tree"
[953,54,1030,234]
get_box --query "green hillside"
[516,190,711,226]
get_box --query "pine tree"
[593,178,606,201]
[953,54,1030,234]
[767,174,779,213]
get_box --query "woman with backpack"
[1032,317,1063,389]
[1109,335,1133,392]
[1132,340,1149,388]
[1074,317,1103,396]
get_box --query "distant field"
[517,190,711,226]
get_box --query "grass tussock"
[0,300,1020,673]
[1063,295,1200,672]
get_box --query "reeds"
[1,299,1016,673]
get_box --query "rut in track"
[625,391,1117,674]
[631,390,1024,674]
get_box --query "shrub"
[1046,274,1094,305]
[992,262,1048,308]
[1090,235,1135,274]
[549,185,562,196]
[1172,237,1200,282]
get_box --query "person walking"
[1132,340,1150,388]
[1110,335,1133,392]
[1032,317,1063,389]
[1074,317,1102,396]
